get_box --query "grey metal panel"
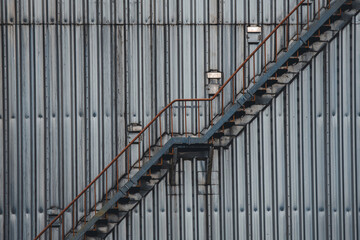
[1,0,334,25]
[1,1,360,240]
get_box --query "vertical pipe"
[197,101,200,137]
[50,227,52,240]
[318,0,320,19]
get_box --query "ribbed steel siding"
[0,0,327,25]
[0,1,358,240]
[104,17,359,240]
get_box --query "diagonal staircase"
[34,0,360,239]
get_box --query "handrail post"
[210,100,213,126]
[171,105,173,137]
[184,101,187,136]
[307,0,310,30]
[197,101,200,137]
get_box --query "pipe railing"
[34,0,336,239]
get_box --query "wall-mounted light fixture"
[206,70,222,96]
[247,25,262,44]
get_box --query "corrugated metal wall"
[0,0,359,239]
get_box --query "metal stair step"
[106,208,127,223]
[275,66,288,76]
[262,77,278,88]
[85,229,106,239]
[212,131,225,139]
[254,87,267,96]
[319,24,332,33]
[223,125,244,137]
[223,121,235,129]
[234,109,246,119]
[286,56,299,66]
[243,100,256,108]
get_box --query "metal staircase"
[34,0,360,239]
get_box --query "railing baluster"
[232,78,235,104]
[138,138,141,169]
[275,31,277,62]
[62,216,64,240]
[243,66,245,94]
[116,158,119,208]
[264,43,267,72]
[185,101,187,136]
[253,55,256,83]
[197,101,200,137]
[171,105,173,137]
[84,192,86,226]
[159,117,162,146]
[94,182,96,214]
[286,18,289,51]
[297,8,299,40]
[72,204,75,236]
[307,0,310,30]
[106,170,108,202]
[221,90,224,115]
[127,149,130,180]
[210,100,213,126]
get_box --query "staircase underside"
[66,1,360,239]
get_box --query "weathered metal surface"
[0,0,359,239]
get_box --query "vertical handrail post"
[210,100,213,126]
[264,43,267,72]
[221,90,224,115]
[275,31,278,62]
[184,101,187,136]
[62,216,64,240]
[197,101,200,137]
[253,55,256,83]
[171,105,173,137]
[307,0,310,30]
[296,8,299,40]
[72,204,75,236]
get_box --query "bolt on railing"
[34,0,341,239]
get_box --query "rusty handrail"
[34,0,312,239]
